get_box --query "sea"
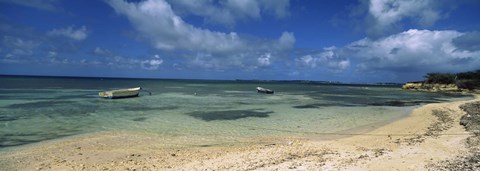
[0,76,471,149]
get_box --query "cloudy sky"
[1,0,479,83]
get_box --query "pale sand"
[0,95,478,171]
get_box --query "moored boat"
[99,87,141,99]
[256,87,274,94]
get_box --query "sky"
[0,0,480,83]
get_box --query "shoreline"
[0,95,478,170]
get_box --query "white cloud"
[277,32,295,49]
[103,56,140,69]
[295,47,350,72]
[225,0,261,19]
[141,59,163,70]
[48,51,57,58]
[166,0,236,26]
[167,0,290,26]
[107,0,244,52]
[47,26,88,41]
[364,0,442,37]
[348,29,480,72]
[258,0,290,18]
[188,52,252,70]
[290,29,480,81]
[141,54,163,70]
[332,60,350,71]
[296,55,316,68]
[107,0,295,70]
[369,0,439,26]
[1,21,93,66]
[257,53,271,66]
[94,47,113,57]
[190,53,223,70]
[92,48,165,70]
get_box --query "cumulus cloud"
[141,59,163,70]
[277,32,295,49]
[107,0,295,70]
[223,0,261,20]
[47,26,88,41]
[189,31,294,70]
[295,47,350,72]
[356,0,444,38]
[107,0,243,52]
[257,53,271,67]
[141,54,164,70]
[347,29,480,73]
[369,0,439,26]
[292,29,480,79]
[167,0,290,26]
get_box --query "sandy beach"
[0,95,478,171]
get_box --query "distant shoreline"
[0,74,404,87]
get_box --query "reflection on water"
[0,76,472,148]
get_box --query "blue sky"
[1,0,479,83]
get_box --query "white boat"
[99,87,141,99]
[256,87,274,94]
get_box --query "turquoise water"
[0,76,471,148]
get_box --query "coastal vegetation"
[403,70,480,91]
[424,70,480,90]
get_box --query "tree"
[423,70,480,90]
[424,73,456,84]
[457,70,480,80]
[455,70,480,90]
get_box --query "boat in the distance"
[256,87,274,94]
[99,87,142,99]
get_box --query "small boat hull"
[106,94,139,99]
[99,87,141,99]
[256,87,274,94]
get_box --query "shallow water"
[0,76,471,148]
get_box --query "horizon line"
[0,74,405,85]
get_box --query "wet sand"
[0,95,478,170]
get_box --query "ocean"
[0,76,471,149]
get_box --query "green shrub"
[457,70,480,80]
[424,73,456,84]
[457,80,480,90]
[423,70,480,90]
